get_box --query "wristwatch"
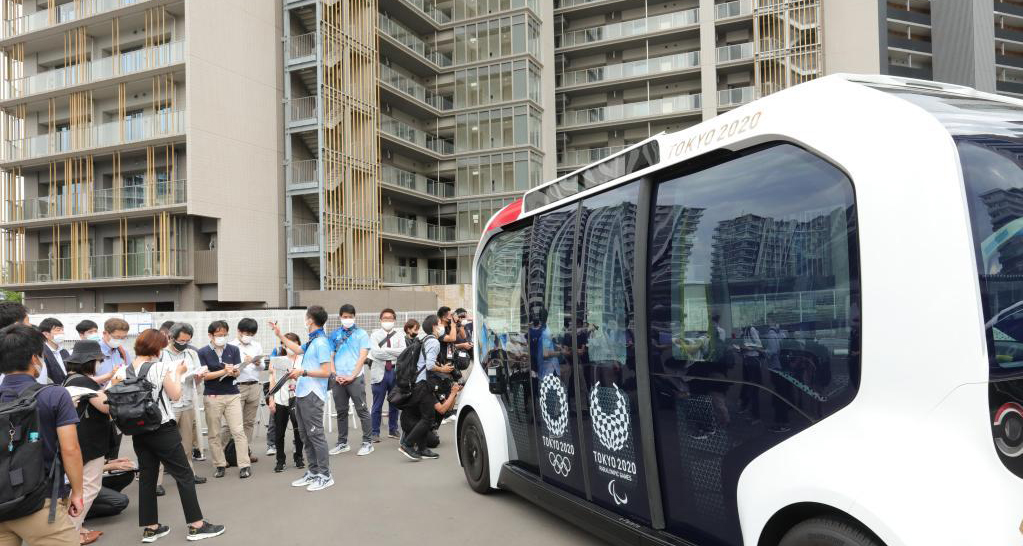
[302,370,308,377]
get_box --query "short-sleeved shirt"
[330,326,370,378]
[0,374,79,496]
[198,344,242,395]
[63,374,111,462]
[298,335,331,401]
[113,361,177,424]
[97,340,129,379]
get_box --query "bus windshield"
[959,135,1023,379]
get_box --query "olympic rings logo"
[548,452,572,477]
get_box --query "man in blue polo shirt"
[273,305,335,492]
[327,304,373,457]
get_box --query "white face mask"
[434,327,444,337]
[340,318,356,329]
[240,335,253,344]
[52,333,65,344]
[86,333,101,342]
[107,338,124,349]
[285,348,295,356]
[381,321,395,331]
[213,336,227,347]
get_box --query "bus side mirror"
[488,362,507,395]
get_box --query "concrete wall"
[539,0,557,184]
[821,0,883,76]
[296,289,439,314]
[185,0,285,306]
[932,0,996,92]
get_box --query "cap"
[66,340,104,365]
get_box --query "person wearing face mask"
[398,314,454,461]
[76,320,101,342]
[268,333,304,473]
[197,320,251,479]
[326,304,373,456]
[159,323,206,487]
[96,318,130,386]
[367,308,406,443]
[38,317,69,385]
[227,318,263,463]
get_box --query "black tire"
[459,411,491,494]
[779,516,882,546]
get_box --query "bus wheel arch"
[758,503,887,546]
[457,408,492,494]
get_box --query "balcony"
[378,13,452,68]
[996,1,1023,18]
[718,86,757,108]
[288,158,318,190]
[3,110,185,164]
[381,215,456,243]
[381,164,455,198]
[287,96,317,126]
[399,0,451,24]
[3,0,157,40]
[2,249,189,288]
[5,40,185,102]
[381,115,454,155]
[2,180,186,225]
[715,0,753,20]
[380,65,453,112]
[887,35,932,53]
[886,7,931,26]
[997,26,1023,45]
[556,8,698,49]
[716,42,754,63]
[558,50,699,88]
[558,145,626,170]
[288,223,320,254]
[382,264,456,285]
[286,32,317,64]
[558,93,701,129]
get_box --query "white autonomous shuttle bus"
[455,74,1023,546]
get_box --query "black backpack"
[388,335,427,408]
[105,362,166,436]
[0,383,62,523]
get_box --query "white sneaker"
[265,446,276,456]
[328,443,350,455]
[307,475,335,492]
[291,472,314,487]
[357,442,374,456]
[441,415,456,425]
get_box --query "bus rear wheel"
[779,516,882,546]
[459,411,491,494]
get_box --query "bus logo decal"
[591,382,631,451]
[549,453,572,477]
[540,373,569,438]
[608,480,629,506]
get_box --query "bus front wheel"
[459,411,491,494]
[779,516,882,546]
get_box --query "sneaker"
[291,472,315,487]
[329,443,350,455]
[306,475,335,492]
[398,442,421,461]
[357,442,374,456]
[193,475,207,485]
[142,525,170,543]
[441,415,456,425]
[370,434,381,443]
[213,467,225,479]
[294,459,305,469]
[265,446,276,456]
[239,467,251,479]
[387,431,400,440]
[273,463,285,473]
[192,448,204,461]
[420,448,440,460]
[186,521,226,542]
[155,485,166,497]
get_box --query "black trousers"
[86,471,134,520]
[399,408,439,448]
[273,400,303,466]
[131,421,204,526]
[402,381,438,450]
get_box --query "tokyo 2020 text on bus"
[454,74,1023,546]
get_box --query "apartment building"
[0,0,284,313]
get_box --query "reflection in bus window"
[647,143,860,544]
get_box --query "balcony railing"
[288,223,320,252]
[382,265,457,285]
[289,159,318,187]
[288,96,317,124]
[718,86,757,107]
[555,0,621,9]
[381,164,455,197]
[556,8,698,48]
[381,215,456,242]
[716,42,754,63]
[4,110,184,162]
[4,0,157,40]
[715,0,753,19]
[6,40,185,101]
[380,65,453,111]
[3,180,186,223]
[558,145,626,169]
[380,115,454,155]
[287,32,316,62]
[558,93,701,128]
[400,0,452,24]
[558,50,699,87]
[378,13,452,67]
[2,250,188,285]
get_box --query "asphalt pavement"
[87,423,608,545]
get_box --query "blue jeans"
[371,367,399,436]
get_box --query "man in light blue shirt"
[273,305,335,492]
[327,304,373,456]
[96,318,130,385]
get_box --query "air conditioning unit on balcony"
[37,274,51,282]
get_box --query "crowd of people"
[0,300,475,545]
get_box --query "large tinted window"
[647,143,860,544]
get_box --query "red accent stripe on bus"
[486,199,523,232]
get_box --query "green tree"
[1,289,21,303]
